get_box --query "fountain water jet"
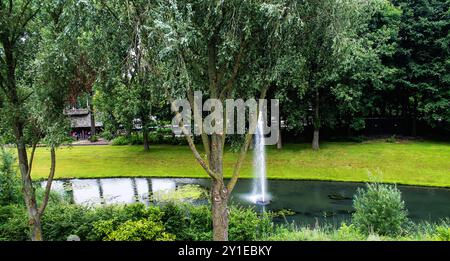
[246,112,271,205]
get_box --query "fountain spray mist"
[250,112,270,205]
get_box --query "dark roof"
[64,108,89,116]
[64,109,103,128]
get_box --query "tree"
[0,0,78,240]
[332,0,402,135]
[156,0,288,240]
[93,0,165,151]
[287,0,367,150]
[392,0,450,134]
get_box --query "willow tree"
[91,0,166,151]
[156,0,289,241]
[0,0,79,240]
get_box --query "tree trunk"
[142,116,150,151]
[89,96,96,137]
[31,216,43,241]
[15,126,43,241]
[277,129,282,149]
[211,178,229,241]
[143,127,150,151]
[209,134,228,241]
[411,100,417,137]
[312,87,320,150]
[5,35,44,241]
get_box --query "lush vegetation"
[1,197,449,241]
[352,181,409,236]
[1,0,449,241]
[25,140,450,187]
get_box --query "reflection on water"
[42,178,450,226]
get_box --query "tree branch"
[172,111,219,180]
[26,140,38,178]
[227,85,269,193]
[219,40,246,100]
[38,147,55,217]
[13,5,40,44]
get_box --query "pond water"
[43,178,450,226]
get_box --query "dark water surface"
[43,178,450,226]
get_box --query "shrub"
[228,206,273,241]
[148,132,164,144]
[130,133,144,145]
[0,205,29,241]
[0,148,22,205]
[160,203,212,241]
[336,223,365,241]
[111,136,130,146]
[101,131,115,141]
[103,218,175,241]
[433,226,450,241]
[89,135,99,142]
[159,203,274,241]
[352,182,409,236]
[42,204,91,241]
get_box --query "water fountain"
[246,112,271,205]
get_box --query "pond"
[43,178,450,226]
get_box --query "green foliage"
[0,205,29,241]
[103,219,175,241]
[228,206,274,241]
[89,135,99,142]
[0,149,22,205]
[112,133,189,146]
[160,203,212,241]
[1,200,450,241]
[336,223,365,240]
[352,182,409,236]
[433,226,450,241]
[111,136,131,146]
[101,131,115,141]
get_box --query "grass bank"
[28,140,450,187]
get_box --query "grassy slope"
[29,140,450,187]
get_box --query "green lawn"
[28,140,450,187]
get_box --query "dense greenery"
[0,202,274,241]
[0,148,21,205]
[1,0,449,241]
[0,199,449,241]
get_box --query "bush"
[160,203,212,241]
[103,219,175,241]
[130,133,144,145]
[352,182,409,236]
[0,205,29,241]
[159,203,274,241]
[101,131,115,141]
[433,226,450,241]
[0,148,22,205]
[111,136,130,146]
[228,206,273,241]
[89,135,99,142]
[42,204,91,241]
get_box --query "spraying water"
[247,112,271,205]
